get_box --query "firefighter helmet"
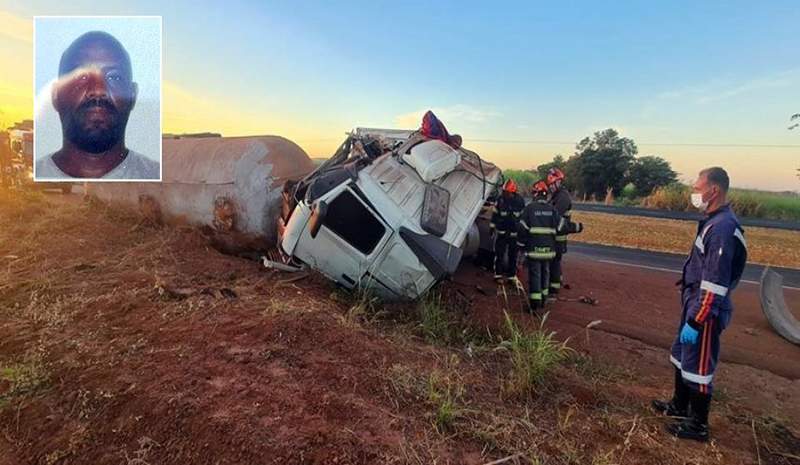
[503,179,517,193]
[532,180,548,197]
[546,167,565,185]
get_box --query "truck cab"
[279,128,502,300]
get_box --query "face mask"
[691,190,712,212]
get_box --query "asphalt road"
[572,202,800,231]
[567,241,800,290]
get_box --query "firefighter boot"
[667,391,710,442]
[652,368,690,418]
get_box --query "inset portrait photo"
[34,16,161,181]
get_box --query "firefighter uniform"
[549,187,573,295]
[516,197,559,310]
[670,205,747,397]
[490,191,525,278]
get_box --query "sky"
[1,0,799,191]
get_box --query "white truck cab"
[279,128,502,300]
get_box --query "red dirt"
[454,257,800,418]
[1,192,798,464]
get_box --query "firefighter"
[545,168,582,298]
[490,179,525,281]
[516,181,559,312]
[653,167,747,442]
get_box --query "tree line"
[506,128,678,200]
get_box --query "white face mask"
[691,192,708,212]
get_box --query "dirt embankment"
[1,190,798,464]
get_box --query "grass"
[262,297,293,316]
[0,352,50,409]
[328,286,383,327]
[417,291,452,345]
[748,415,800,465]
[502,169,540,195]
[641,184,800,221]
[572,210,800,269]
[426,367,464,432]
[500,312,572,397]
[0,188,48,220]
[383,360,465,433]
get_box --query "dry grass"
[3,189,798,464]
[572,211,800,269]
[0,351,50,409]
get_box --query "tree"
[568,128,637,198]
[535,154,565,180]
[627,156,678,196]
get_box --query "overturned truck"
[278,128,502,300]
[85,127,502,300]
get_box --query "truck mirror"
[309,200,328,239]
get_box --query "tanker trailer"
[85,135,316,251]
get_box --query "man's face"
[53,41,137,154]
[693,173,717,204]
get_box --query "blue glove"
[680,324,699,344]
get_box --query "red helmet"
[532,180,548,196]
[503,179,517,193]
[546,167,564,185]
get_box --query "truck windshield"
[323,190,385,255]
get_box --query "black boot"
[528,299,542,314]
[667,391,711,442]
[653,368,690,417]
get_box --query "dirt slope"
[1,190,798,464]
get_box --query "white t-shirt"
[35,150,160,180]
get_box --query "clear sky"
[1,0,799,191]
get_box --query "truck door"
[299,186,392,290]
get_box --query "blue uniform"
[670,205,747,395]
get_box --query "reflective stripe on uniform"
[734,228,747,249]
[526,251,555,259]
[563,210,571,217]
[555,235,567,242]
[509,232,518,238]
[529,227,556,235]
[681,370,713,385]
[695,291,714,323]
[500,211,509,217]
[700,280,728,297]
[672,335,714,386]
[694,235,704,253]
[513,211,522,217]
[520,220,529,230]
[496,230,507,235]
[542,288,549,296]
[516,242,526,248]
[530,292,543,300]
[550,281,561,289]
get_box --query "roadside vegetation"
[572,211,800,268]
[640,183,800,221]
[503,127,800,222]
